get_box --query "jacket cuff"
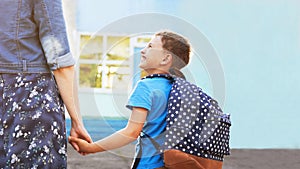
[49,52,75,70]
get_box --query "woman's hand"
[68,136,97,154]
[69,122,92,155]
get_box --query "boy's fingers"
[71,142,79,151]
[69,136,80,142]
[68,136,80,151]
[80,135,92,143]
[85,136,93,143]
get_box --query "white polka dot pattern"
[165,77,231,161]
[142,74,231,161]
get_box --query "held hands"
[69,122,93,155]
[68,136,96,154]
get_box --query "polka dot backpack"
[143,74,231,162]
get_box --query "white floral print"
[0,73,67,169]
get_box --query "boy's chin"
[138,64,146,70]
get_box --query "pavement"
[67,144,300,169]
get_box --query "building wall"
[69,0,300,149]
[62,0,77,56]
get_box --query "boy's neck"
[144,69,169,75]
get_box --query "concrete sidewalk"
[67,144,300,169]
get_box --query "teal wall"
[76,0,300,149]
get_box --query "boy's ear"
[161,53,172,65]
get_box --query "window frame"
[75,32,152,94]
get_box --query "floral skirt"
[0,73,67,169]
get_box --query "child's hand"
[69,123,92,155]
[68,136,95,154]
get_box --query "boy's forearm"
[93,128,137,153]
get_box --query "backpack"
[132,74,231,169]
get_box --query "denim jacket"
[0,0,75,73]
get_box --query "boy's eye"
[148,44,152,48]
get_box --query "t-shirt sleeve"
[126,80,152,111]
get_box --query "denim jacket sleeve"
[33,0,75,70]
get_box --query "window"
[79,35,103,88]
[77,33,151,93]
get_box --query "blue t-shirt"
[126,77,172,169]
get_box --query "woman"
[0,0,91,168]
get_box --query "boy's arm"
[68,107,147,154]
